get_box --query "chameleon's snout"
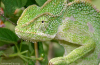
[15,26,56,42]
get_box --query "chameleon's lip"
[15,28,56,41]
[15,28,36,34]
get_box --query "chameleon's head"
[15,0,67,42]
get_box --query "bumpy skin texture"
[15,0,67,42]
[15,0,100,65]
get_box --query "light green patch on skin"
[15,0,100,65]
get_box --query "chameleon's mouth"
[15,27,56,42]
[15,27,36,34]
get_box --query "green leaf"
[35,0,47,6]
[0,57,24,65]
[2,0,27,16]
[25,0,37,7]
[0,28,19,44]
[0,47,24,65]
[14,42,30,53]
[29,42,35,55]
[38,42,48,65]
[0,41,8,46]
[28,60,35,65]
[53,42,64,57]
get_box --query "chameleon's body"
[15,0,100,65]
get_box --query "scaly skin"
[15,0,100,65]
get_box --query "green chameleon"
[15,0,100,65]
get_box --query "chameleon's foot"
[49,57,67,65]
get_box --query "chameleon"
[15,0,100,65]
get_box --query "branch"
[1,14,16,26]
[34,42,40,65]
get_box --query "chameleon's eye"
[42,21,45,23]
[31,15,50,33]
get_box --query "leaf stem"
[8,50,28,57]
[21,55,42,61]
[19,40,22,52]
[34,42,40,65]
[19,55,29,62]
[1,15,16,26]
[9,53,18,57]
[20,50,28,54]
[15,43,20,52]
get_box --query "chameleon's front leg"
[49,39,95,65]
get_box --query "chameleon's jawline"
[15,28,56,42]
